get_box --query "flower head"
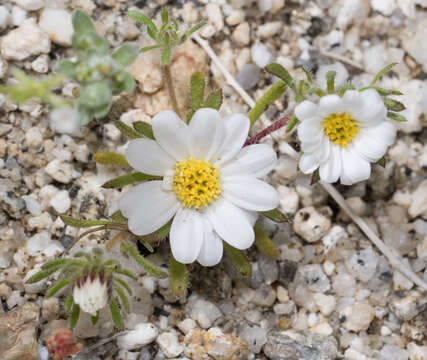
[295,89,396,185]
[119,108,279,266]
[72,268,110,316]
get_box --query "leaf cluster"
[56,10,138,124]
[128,9,206,65]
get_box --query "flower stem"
[163,64,181,118]
[244,113,293,147]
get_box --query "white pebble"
[277,185,299,214]
[314,293,336,316]
[49,190,71,214]
[0,6,10,29]
[49,107,81,136]
[293,207,331,243]
[178,318,197,335]
[116,323,158,350]
[14,0,45,11]
[10,6,27,26]
[25,127,43,148]
[156,331,184,358]
[39,8,73,46]
[251,42,274,68]
[31,54,49,73]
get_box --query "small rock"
[10,6,27,26]
[390,290,426,320]
[370,0,397,15]
[379,344,409,360]
[332,273,356,297]
[0,302,39,360]
[116,323,158,350]
[0,6,10,29]
[335,0,370,30]
[257,21,282,38]
[187,297,222,329]
[129,52,163,94]
[1,18,50,60]
[49,190,71,214]
[49,107,81,136]
[25,127,43,148]
[156,331,183,358]
[417,237,427,260]
[295,264,331,293]
[344,247,378,282]
[341,300,375,332]
[251,42,274,68]
[322,225,346,254]
[293,207,331,243]
[45,159,73,183]
[178,318,197,335]
[402,16,427,73]
[263,329,338,360]
[184,328,249,360]
[14,0,45,11]
[251,284,277,307]
[235,63,260,90]
[226,9,245,25]
[205,3,224,31]
[409,180,427,219]
[278,185,299,214]
[31,55,49,73]
[239,324,267,353]
[407,342,427,360]
[313,293,336,316]
[232,22,250,45]
[310,321,333,336]
[38,8,73,46]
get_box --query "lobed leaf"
[248,81,286,127]
[223,242,252,277]
[94,152,130,167]
[26,267,59,283]
[112,267,137,280]
[203,89,223,110]
[169,254,189,297]
[181,21,206,43]
[128,11,158,40]
[254,225,279,259]
[102,172,161,189]
[109,298,124,330]
[266,63,296,92]
[140,44,163,53]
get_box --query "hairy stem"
[163,64,181,118]
[244,113,293,147]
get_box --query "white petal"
[170,208,204,264]
[214,113,250,165]
[299,153,319,174]
[223,176,279,211]
[119,181,179,235]
[189,108,224,161]
[152,110,189,161]
[297,118,323,143]
[341,90,363,117]
[317,94,345,117]
[197,218,223,266]
[243,209,259,227]
[315,135,330,163]
[352,89,387,127]
[221,144,277,178]
[126,138,175,176]
[361,121,396,146]
[301,136,323,153]
[340,147,371,185]
[295,100,317,121]
[319,144,341,183]
[207,198,255,250]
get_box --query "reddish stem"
[244,113,293,147]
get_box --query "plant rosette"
[119,108,279,266]
[295,89,396,185]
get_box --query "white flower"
[49,107,81,136]
[119,108,279,266]
[73,274,108,316]
[295,89,396,185]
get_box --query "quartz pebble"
[187,297,222,329]
[294,207,331,243]
[49,190,71,214]
[38,8,73,46]
[156,331,184,358]
[344,247,378,282]
[232,22,250,45]
[0,6,10,29]
[251,42,274,68]
[341,300,375,332]
[379,344,409,360]
[14,0,45,11]
[235,63,260,90]
[238,324,267,353]
[116,323,158,350]
[296,264,331,293]
[278,185,299,214]
[314,293,336,316]
[1,19,50,60]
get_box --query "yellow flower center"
[322,112,360,148]
[173,158,221,209]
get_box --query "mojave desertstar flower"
[119,108,279,266]
[295,89,396,185]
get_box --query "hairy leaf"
[371,63,397,85]
[61,216,122,228]
[161,48,172,65]
[387,111,407,122]
[72,10,95,34]
[112,43,138,67]
[377,157,386,168]
[26,267,59,283]
[65,294,73,311]
[115,285,130,313]
[102,172,161,189]
[326,70,336,94]
[109,298,124,330]
[110,210,127,223]
[114,277,132,295]
[47,278,71,297]
[223,242,251,277]
[254,225,279,259]
[190,72,205,110]
[69,304,80,328]
[128,11,158,40]
[261,208,288,223]
[114,120,142,139]
[203,89,223,110]
[126,244,167,278]
[133,121,155,139]
[286,116,299,132]
[266,63,296,92]
[181,21,206,43]
[384,99,405,112]
[94,152,130,167]
[169,254,189,297]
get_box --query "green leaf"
[137,237,154,253]
[47,278,71,297]
[113,71,136,94]
[190,72,205,110]
[286,116,299,132]
[156,220,172,240]
[128,11,158,40]
[56,60,76,78]
[102,172,162,189]
[161,8,169,26]
[133,121,155,139]
[65,294,73,311]
[115,285,130,312]
[114,120,142,139]
[94,152,130,167]
[26,267,59,283]
[112,43,138,67]
[181,21,206,43]
[161,48,172,66]
[110,210,127,222]
[326,70,336,94]
[72,10,95,34]
[266,63,296,92]
[384,99,405,112]
[371,63,397,85]
[377,157,386,168]
[203,89,223,110]
[109,298,124,330]
[360,86,402,96]
[169,254,189,297]
[387,111,407,122]
[248,81,287,127]
[114,277,132,295]
[224,242,251,277]
[302,67,313,83]
[69,304,80,328]
[125,243,167,278]
[254,225,279,259]
[311,168,320,185]
[140,44,163,53]
[41,258,74,270]
[112,267,137,280]
[261,208,288,223]
[91,312,99,325]
[338,84,356,97]
[61,216,123,228]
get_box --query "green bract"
[57,10,138,125]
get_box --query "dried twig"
[193,34,427,291]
